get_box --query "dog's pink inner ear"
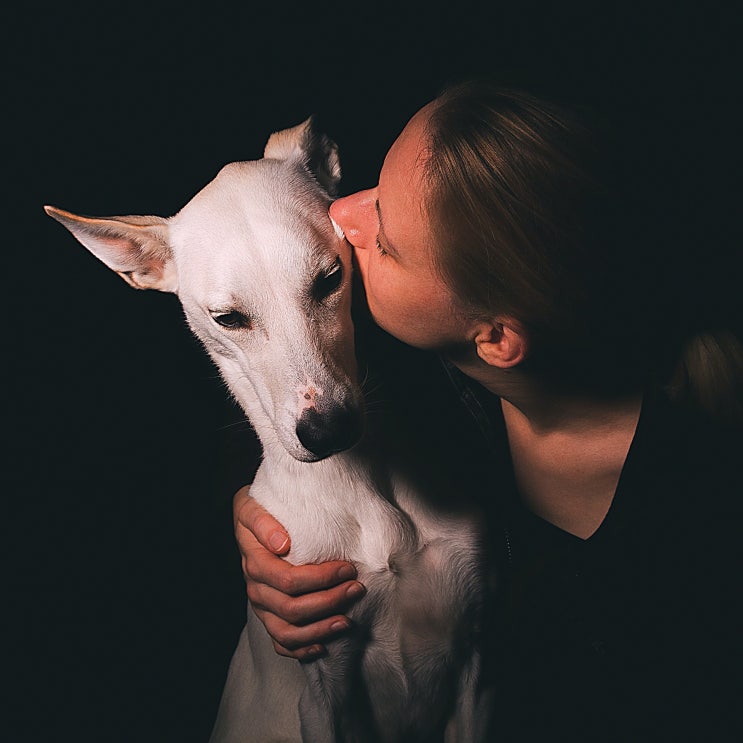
[97,231,163,262]
[82,219,173,291]
[115,260,171,290]
[45,206,176,292]
[93,229,175,292]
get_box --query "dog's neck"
[226,376,418,566]
[254,444,418,567]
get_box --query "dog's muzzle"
[295,405,363,460]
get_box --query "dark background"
[7,2,742,741]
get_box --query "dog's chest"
[251,458,481,646]
[252,456,483,739]
[250,459,419,568]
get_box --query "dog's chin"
[289,443,350,464]
[291,448,327,464]
[287,432,363,464]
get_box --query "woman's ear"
[474,317,528,368]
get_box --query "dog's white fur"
[45,121,486,743]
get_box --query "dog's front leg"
[444,650,493,743]
[298,662,336,743]
[299,634,372,743]
[210,611,306,743]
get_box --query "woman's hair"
[423,81,743,417]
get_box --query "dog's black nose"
[296,406,363,459]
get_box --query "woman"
[232,83,743,740]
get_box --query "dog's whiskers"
[215,418,254,433]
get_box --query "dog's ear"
[263,118,342,197]
[44,206,177,293]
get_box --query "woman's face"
[329,104,477,352]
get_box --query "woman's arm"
[234,486,366,660]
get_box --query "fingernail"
[269,531,289,552]
[346,582,365,599]
[337,564,356,581]
[330,619,350,633]
[300,645,326,662]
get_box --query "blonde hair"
[666,330,743,426]
[423,81,742,420]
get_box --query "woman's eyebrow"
[374,199,400,256]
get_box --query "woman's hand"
[233,485,366,661]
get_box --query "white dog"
[45,120,487,743]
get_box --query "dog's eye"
[313,259,343,301]
[212,311,251,330]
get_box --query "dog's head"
[45,119,365,462]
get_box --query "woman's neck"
[453,358,643,538]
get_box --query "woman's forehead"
[377,109,438,269]
[383,104,434,174]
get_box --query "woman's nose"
[329,189,378,250]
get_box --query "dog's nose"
[296,405,363,459]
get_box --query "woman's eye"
[375,237,388,257]
[313,260,343,300]
[212,311,251,329]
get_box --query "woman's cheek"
[364,259,384,310]
[367,260,400,320]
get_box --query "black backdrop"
[7,3,742,741]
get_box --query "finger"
[254,606,354,652]
[245,547,358,596]
[234,485,291,555]
[272,640,327,662]
[248,578,366,623]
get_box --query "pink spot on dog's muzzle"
[297,383,324,414]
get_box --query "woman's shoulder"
[639,385,742,473]
[612,386,742,550]
[634,387,743,551]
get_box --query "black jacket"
[222,317,743,741]
[363,321,743,741]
